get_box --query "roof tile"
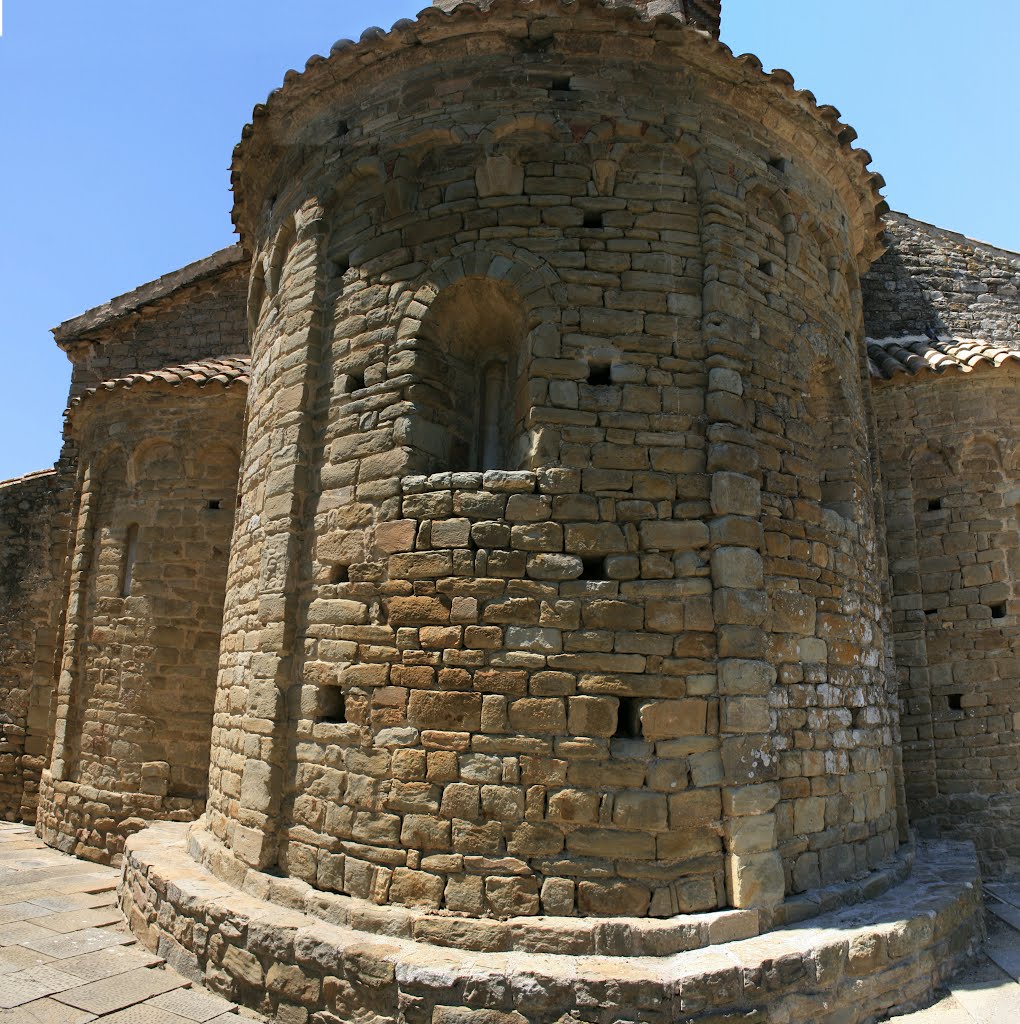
[867,336,1020,381]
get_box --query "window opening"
[580,557,606,581]
[319,687,347,724]
[120,524,139,598]
[479,361,508,473]
[614,697,642,740]
[587,364,612,387]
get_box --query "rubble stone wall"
[205,0,898,922]
[36,383,244,862]
[874,369,1020,873]
[863,213,1020,343]
[0,470,62,822]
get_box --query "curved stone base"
[121,822,984,1024]
[36,772,204,864]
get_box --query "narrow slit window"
[121,524,139,598]
[479,361,508,472]
[319,687,347,724]
[614,697,642,740]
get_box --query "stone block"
[711,547,764,589]
[711,472,761,517]
[408,691,481,732]
[640,699,707,740]
[727,850,785,909]
[567,695,618,737]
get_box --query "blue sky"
[1,0,1018,481]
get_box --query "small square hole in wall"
[332,255,351,278]
[587,364,612,387]
[767,156,789,174]
[549,75,572,92]
[947,693,963,711]
[343,371,365,395]
[580,557,606,581]
[337,120,349,137]
[991,603,1007,619]
[924,605,938,617]
[319,687,347,724]
[207,499,222,511]
[614,697,642,740]
[928,498,942,512]
[759,260,776,277]
[330,564,350,584]
[583,210,604,230]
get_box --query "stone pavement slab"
[146,988,238,1021]
[35,909,126,934]
[54,967,189,1015]
[0,823,263,1023]
[0,996,98,1022]
[58,947,165,983]
[23,928,136,959]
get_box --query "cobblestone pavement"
[889,882,1020,1023]
[0,822,264,1023]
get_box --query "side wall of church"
[36,385,245,863]
[875,370,1020,873]
[0,471,63,822]
[863,214,1020,343]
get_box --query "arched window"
[412,277,527,474]
[120,523,139,597]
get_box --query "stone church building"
[0,2,1017,1021]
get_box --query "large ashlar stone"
[727,850,785,909]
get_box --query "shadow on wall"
[862,233,946,340]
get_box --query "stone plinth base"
[36,773,204,864]
[121,822,984,1024]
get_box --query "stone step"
[984,882,1020,911]
[982,915,1020,984]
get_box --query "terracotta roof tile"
[867,336,1020,382]
[68,356,250,411]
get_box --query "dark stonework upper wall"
[863,213,1020,344]
[431,1,722,37]
[52,247,250,399]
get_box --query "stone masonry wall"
[0,470,62,822]
[56,257,248,402]
[874,369,1020,873]
[863,213,1020,343]
[206,0,897,924]
[37,383,245,863]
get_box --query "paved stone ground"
[0,822,264,1023]
[889,881,1020,1023]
